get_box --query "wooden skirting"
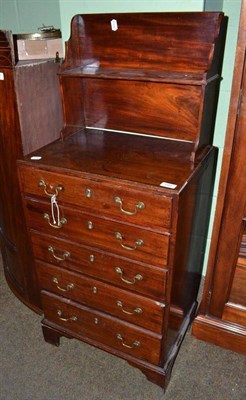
[192,315,246,355]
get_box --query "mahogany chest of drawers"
[17,12,226,390]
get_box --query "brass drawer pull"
[114,196,145,216]
[115,267,143,285]
[44,213,67,229]
[57,309,77,322]
[39,178,63,197]
[116,333,141,349]
[52,277,74,292]
[48,246,70,261]
[114,232,144,251]
[116,300,142,315]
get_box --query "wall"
[204,0,224,10]
[59,0,204,42]
[0,0,61,33]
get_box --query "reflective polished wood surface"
[15,12,227,390]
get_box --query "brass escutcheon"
[85,188,92,198]
[89,254,95,263]
[87,221,94,230]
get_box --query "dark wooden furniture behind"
[192,0,246,355]
[17,13,226,390]
[0,31,63,311]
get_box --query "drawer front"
[42,291,162,365]
[37,261,165,333]
[26,199,170,267]
[19,166,172,229]
[31,232,168,299]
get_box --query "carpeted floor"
[0,259,245,400]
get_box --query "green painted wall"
[204,0,224,10]
[0,0,61,33]
[59,0,204,42]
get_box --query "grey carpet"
[0,258,245,400]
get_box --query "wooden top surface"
[21,129,210,192]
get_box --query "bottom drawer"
[42,291,162,365]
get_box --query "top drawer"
[18,165,172,230]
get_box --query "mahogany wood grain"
[61,13,223,73]
[41,299,197,388]
[19,128,199,189]
[171,147,217,313]
[0,30,16,67]
[0,31,63,311]
[59,76,84,129]
[18,164,173,230]
[0,62,40,309]
[15,61,62,155]
[24,199,170,267]
[196,0,246,318]
[209,100,246,316]
[36,260,165,333]
[202,60,246,317]
[192,0,246,354]
[84,79,202,141]
[193,315,246,355]
[14,12,227,390]
[30,231,168,300]
[229,265,246,307]
[223,304,246,327]
[59,12,226,159]
[41,291,162,366]
[19,135,218,386]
